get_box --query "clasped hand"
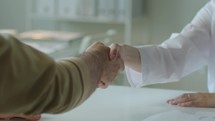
[86,42,141,88]
[85,42,124,89]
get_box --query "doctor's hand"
[167,93,215,108]
[109,43,141,72]
[85,42,124,89]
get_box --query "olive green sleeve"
[0,34,96,115]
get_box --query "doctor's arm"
[112,1,212,86]
[110,1,215,107]
[160,1,215,108]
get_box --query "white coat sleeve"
[126,0,213,87]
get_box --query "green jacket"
[0,34,95,115]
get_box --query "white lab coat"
[126,0,215,92]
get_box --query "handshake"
[81,42,141,89]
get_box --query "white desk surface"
[41,86,215,121]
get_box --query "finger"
[110,43,124,71]
[167,93,193,105]
[109,43,120,60]
[177,101,193,107]
[97,82,105,88]
[167,99,175,104]
[98,81,108,89]
[167,99,179,105]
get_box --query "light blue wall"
[146,0,209,44]
[0,0,27,33]
[144,0,209,91]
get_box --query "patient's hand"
[167,93,215,108]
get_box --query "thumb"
[109,43,120,60]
